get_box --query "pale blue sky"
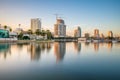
[0,0,120,36]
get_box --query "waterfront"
[0,42,120,80]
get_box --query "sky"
[0,0,120,36]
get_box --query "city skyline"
[0,0,120,36]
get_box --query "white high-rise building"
[54,19,66,37]
[31,18,41,33]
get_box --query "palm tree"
[41,30,46,36]
[4,25,7,30]
[10,28,12,32]
[35,29,41,36]
[17,32,23,40]
[46,29,49,33]
[46,30,52,39]
[28,29,33,35]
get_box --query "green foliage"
[17,32,23,40]
[4,25,7,30]
[35,29,53,40]
[28,29,33,34]
[46,30,53,39]
[10,28,12,32]
[106,36,113,40]
[35,29,41,35]
[41,30,46,36]
[23,36,30,40]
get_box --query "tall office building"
[74,26,81,37]
[94,29,99,38]
[108,31,113,38]
[54,19,66,37]
[31,18,41,33]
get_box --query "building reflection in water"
[46,42,52,53]
[73,42,81,53]
[0,43,11,59]
[107,42,113,51]
[29,43,41,61]
[85,42,90,47]
[94,43,99,52]
[0,42,114,61]
[93,42,113,52]
[28,42,52,61]
[16,43,25,50]
[54,42,66,62]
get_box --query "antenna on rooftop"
[54,14,59,20]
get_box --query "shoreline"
[0,39,120,43]
[0,40,55,43]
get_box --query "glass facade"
[0,29,9,38]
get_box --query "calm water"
[0,42,120,80]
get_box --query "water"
[0,42,120,80]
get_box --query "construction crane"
[54,14,63,20]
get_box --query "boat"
[112,40,118,43]
[93,40,100,43]
[86,40,91,42]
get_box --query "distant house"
[9,32,17,38]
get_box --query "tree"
[17,32,23,40]
[35,29,41,36]
[10,28,12,32]
[28,29,33,35]
[4,25,7,30]
[46,30,53,39]
[106,36,113,40]
[41,30,46,36]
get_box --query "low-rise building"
[0,29,9,38]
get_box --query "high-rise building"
[108,31,113,38]
[100,33,105,39]
[74,26,81,37]
[31,18,41,33]
[54,19,66,37]
[84,33,89,38]
[94,29,99,38]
